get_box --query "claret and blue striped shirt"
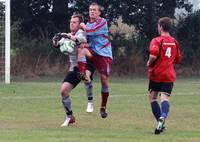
[86,17,113,59]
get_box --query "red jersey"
[148,36,181,82]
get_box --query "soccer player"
[78,2,112,118]
[147,17,181,134]
[52,14,95,127]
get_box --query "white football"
[58,38,76,55]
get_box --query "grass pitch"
[0,77,200,142]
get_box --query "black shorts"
[63,63,95,88]
[148,80,174,95]
[63,67,81,88]
[86,59,95,80]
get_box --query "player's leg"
[77,44,93,81]
[149,90,160,121]
[149,90,166,134]
[94,56,112,118]
[60,82,75,127]
[148,80,161,121]
[60,71,81,127]
[85,70,94,113]
[154,92,170,133]
[84,60,95,112]
[100,73,110,118]
[155,82,173,134]
[160,93,170,119]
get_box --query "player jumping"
[78,3,113,118]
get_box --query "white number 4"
[165,47,171,58]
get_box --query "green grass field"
[0,77,200,142]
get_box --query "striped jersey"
[86,17,112,59]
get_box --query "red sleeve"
[149,38,159,57]
[174,40,181,64]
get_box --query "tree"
[11,0,72,38]
[119,0,192,41]
[52,0,70,32]
[177,10,200,65]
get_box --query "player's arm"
[60,32,87,44]
[76,31,88,49]
[61,33,77,41]
[75,30,87,44]
[147,39,159,67]
[147,55,157,67]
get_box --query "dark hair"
[71,14,84,23]
[158,17,172,32]
[89,2,102,11]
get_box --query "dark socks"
[161,100,170,118]
[151,101,161,121]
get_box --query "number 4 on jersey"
[165,47,171,58]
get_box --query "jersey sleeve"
[149,38,160,57]
[75,30,87,44]
[86,18,108,35]
[174,40,181,64]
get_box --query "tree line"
[10,0,200,77]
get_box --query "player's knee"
[149,93,157,102]
[160,93,170,101]
[60,88,70,97]
[101,86,109,93]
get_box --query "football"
[58,38,76,55]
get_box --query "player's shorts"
[63,65,95,88]
[86,47,112,76]
[148,80,174,95]
[86,59,95,80]
[63,67,80,88]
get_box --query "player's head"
[157,17,172,34]
[70,14,84,32]
[89,2,101,20]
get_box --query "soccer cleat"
[155,117,165,134]
[61,115,75,127]
[100,107,108,118]
[86,102,94,113]
[77,72,89,82]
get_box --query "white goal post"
[0,0,10,84]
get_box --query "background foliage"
[8,0,200,77]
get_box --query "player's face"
[70,17,80,32]
[89,5,100,20]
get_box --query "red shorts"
[87,48,112,76]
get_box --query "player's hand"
[80,23,86,30]
[52,33,61,48]
[53,33,62,41]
